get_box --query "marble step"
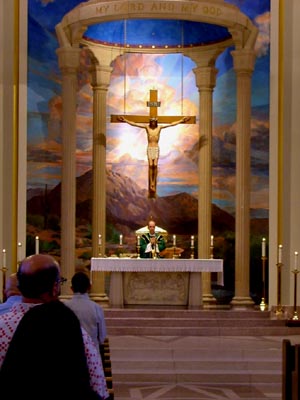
[104,309,300,335]
[112,369,281,385]
[107,325,300,336]
[106,317,286,327]
[112,359,281,374]
[108,336,284,386]
[104,308,271,319]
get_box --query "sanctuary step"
[104,308,300,336]
[104,310,300,399]
[107,334,291,399]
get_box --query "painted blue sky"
[27,0,270,217]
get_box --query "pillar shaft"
[194,66,217,304]
[89,63,112,300]
[231,49,256,307]
[56,47,81,295]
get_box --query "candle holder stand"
[172,246,176,259]
[16,260,21,272]
[190,246,194,259]
[1,265,7,303]
[275,262,283,316]
[118,244,123,257]
[136,244,140,259]
[291,268,300,320]
[98,244,102,258]
[152,248,157,259]
[260,256,267,311]
[210,245,214,259]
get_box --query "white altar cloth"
[91,257,223,273]
[91,258,223,308]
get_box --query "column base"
[59,294,72,301]
[90,293,109,304]
[230,296,255,309]
[202,293,217,309]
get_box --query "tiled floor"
[108,334,300,400]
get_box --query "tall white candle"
[120,234,123,246]
[173,235,176,247]
[137,235,140,246]
[294,251,298,270]
[210,235,214,247]
[262,238,266,257]
[98,234,102,246]
[278,244,283,264]
[191,235,194,247]
[35,236,39,254]
[18,242,22,262]
[2,249,6,268]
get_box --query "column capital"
[89,63,113,89]
[231,49,256,74]
[229,25,258,51]
[84,46,114,88]
[193,66,218,90]
[56,46,81,73]
[184,44,228,69]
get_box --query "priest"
[140,219,166,258]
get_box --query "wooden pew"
[100,338,114,400]
[282,339,300,400]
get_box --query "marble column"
[193,65,217,305]
[230,49,256,308]
[56,47,81,295]
[89,59,113,301]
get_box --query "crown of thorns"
[150,118,158,121]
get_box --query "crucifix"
[111,89,196,198]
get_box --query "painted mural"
[27,0,270,303]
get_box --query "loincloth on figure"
[147,146,159,160]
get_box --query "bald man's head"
[17,254,61,302]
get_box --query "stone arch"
[56,0,258,308]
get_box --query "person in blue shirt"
[65,271,107,353]
[0,273,22,315]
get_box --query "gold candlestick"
[2,249,7,302]
[119,244,123,257]
[275,262,283,315]
[1,266,7,303]
[292,268,300,320]
[260,255,267,311]
[210,245,214,259]
[190,245,194,259]
[137,236,141,259]
[172,246,176,259]
[151,246,157,259]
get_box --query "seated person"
[140,219,166,258]
[0,300,103,399]
[0,273,22,315]
[64,271,107,353]
[0,254,108,400]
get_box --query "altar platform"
[91,258,223,308]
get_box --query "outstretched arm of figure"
[117,116,145,128]
[161,116,190,129]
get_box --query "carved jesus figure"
[118,116,190,198]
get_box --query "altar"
[91,258,223,308]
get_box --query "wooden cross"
[111,89,196,124]
[111,89,196,198]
